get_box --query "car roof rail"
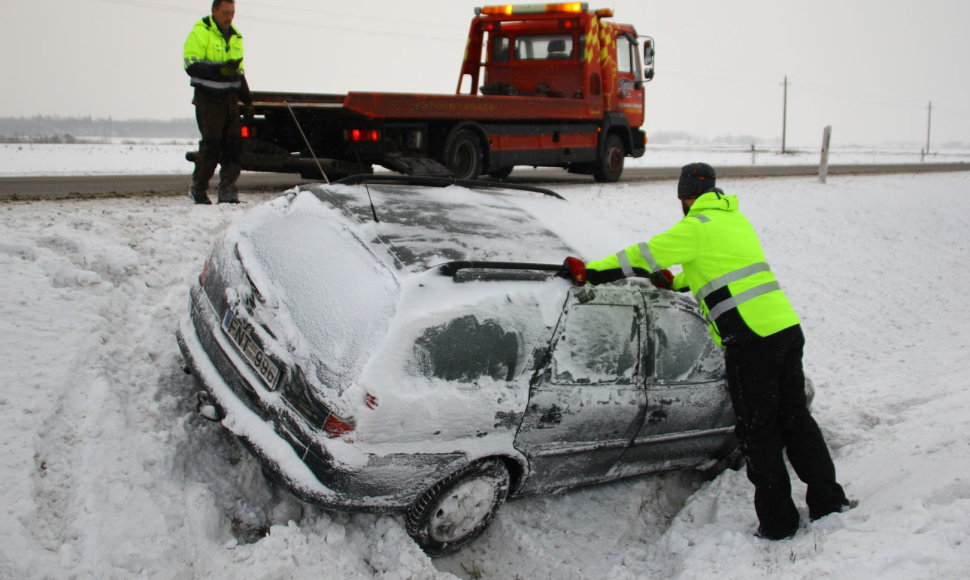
[333,174,566,200]
[438,260,565,277]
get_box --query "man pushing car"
[561,162,854,540]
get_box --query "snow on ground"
[1,147,969,579]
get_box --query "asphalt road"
[1,163,967,201]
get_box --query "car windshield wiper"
[438,261,567,282]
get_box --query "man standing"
[183,0,253,204]
[562,163,852,540]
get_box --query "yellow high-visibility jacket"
[183,16,250,102]
[585,190,799,346]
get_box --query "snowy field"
[1,141,968,177]
[1,153,969,579]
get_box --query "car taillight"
[199,258,210,285]
[323,412,355,438]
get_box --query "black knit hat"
[678,162,716,199]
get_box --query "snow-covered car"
[176,175,739,556]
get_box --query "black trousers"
[192,90,242,200]
[725,325,847,535]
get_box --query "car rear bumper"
[176,286,466,511]
[176,310,353,507]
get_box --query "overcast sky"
[2,0,968,147]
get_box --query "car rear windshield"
[242,193,399,392]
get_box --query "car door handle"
[536,405,562,427]
[648,408,668,424]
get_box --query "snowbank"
[1,170,968,579]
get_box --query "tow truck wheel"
[593,133,625,183]
[442,129,483,180]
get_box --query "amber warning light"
[477,3,588,16]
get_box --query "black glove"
[649,269,674,290]
[560,257,587,286]
[225,58,242,70]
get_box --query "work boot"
[755,525,798,541]
[217,181,240,204]
[810,498,858,521]
[217,189,240,204]
[189,189,212,205]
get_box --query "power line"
[88,0,465,43]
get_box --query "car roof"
[300,177,579,274]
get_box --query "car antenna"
[284,101,330,185]
[285,101,380,223]
[355,150,380,223]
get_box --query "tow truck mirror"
[642,36,656,82]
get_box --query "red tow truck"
[228,3,655,182]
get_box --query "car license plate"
[222,310,280,390]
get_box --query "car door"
[612,295,735,477]
[514,287,647,495]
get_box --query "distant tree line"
[0,115,197,143]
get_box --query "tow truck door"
[515,287,647,495]
[613,32,645,127]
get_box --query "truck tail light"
[241,125,251,139]
[323,412,355,438]
[344,129,381,143]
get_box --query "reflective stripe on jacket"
[183,16,245,98]
[585,190,799,346]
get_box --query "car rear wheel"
[405,458,510,557]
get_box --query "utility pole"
[925,101,933,156]
[781,76,790,154]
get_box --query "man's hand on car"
[650,268,674,289]
[560,256,587,286]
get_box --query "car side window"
[550,304,639,385]
[653,305,724,383]
[413,315,519,383]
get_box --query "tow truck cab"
[459,3,654,130]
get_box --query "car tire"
[593,133,625,182]
[405,458,510,557]
[442,129,484,180]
